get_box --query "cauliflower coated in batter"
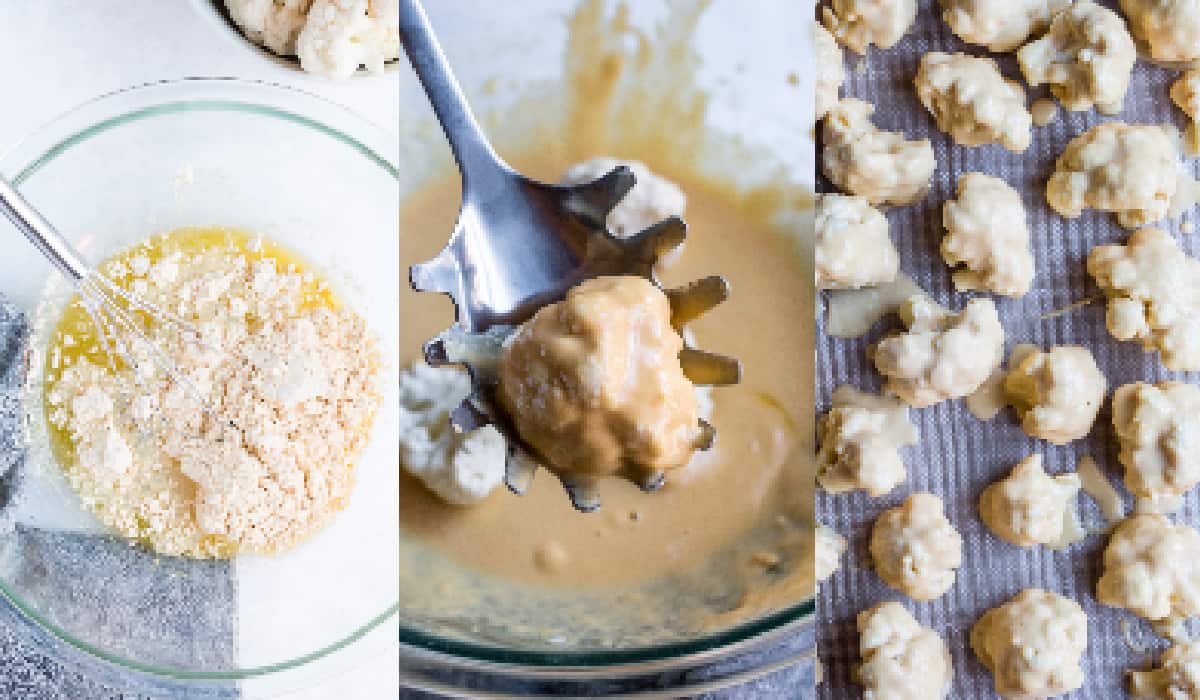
[1047,124,1179,230]
[914,52,1032,152]
[873,296,1005,408]
[855,602,954,699]
[1171,70,1200,157]
[869,493,963,600]
[817,385,919,497]
[816,22,845,122]
[817,524,849,586]
[941,172,1035,297]
[816,194,898,290]
[979,454,1082,547]
[1097,513,1200,623]
[1087,228,1200,370]
[970,588,1088,699]
[1130,640,1200,699]
[822,0,918,54]
[1111,382,1200,510]
[938,0,1070,51]
[822,99,937,206]
[559,158,686,238]
[1017,1,1136,115]
[1120,0,1200,63]
[1003,345,1107,444]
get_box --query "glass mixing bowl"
[0,78,399,680]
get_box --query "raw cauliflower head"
[1004,345,1107,444]
[869,492,963,601]
[1129,640,1200,699]
[1120,0,1200,63]
[914,52,1032,153]
[816,21,845,122]
[815,194,898,290]
[816,523,848,587]
[941,172,1035,297]
[979,454,1082,547]
[1017,1,1136,115]
[1111,382,1200,510]
[822,0,918,54]
[817,385,919,497]
[873,295,1005,408]
[855,602,954,699]
[1087,228,1200,370]
[224,0,312,55]
[1171,70,1200,157]
[1097,513,1200,623]
[399,362,506,505]
[559,158,687,239]
[822,99,937,207]
[1047,124,1179,230]
[939,0,1070,51]
[970,588,1088,699]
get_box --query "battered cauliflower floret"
[970,588,1088,699]
[1047,124,1179,230]
[869,493,963,600]
[914,53,1032,153]
[815,22,845,122]
[559,158,687,238]
[1120,0,1200,63]
[296,0,400,79]
[816,524,849,586]
[873,296,1005,408]
[817,385,919,497]
[399,362,506,505]
[938,0,1070,51]
[1096,513,1200,623]
[497,276,701,483]
[1130,640,1200,699]
[1171,70,1200,157]
[1016,1,1136,115]
[815,194,898,290]
[941,173,1035,297]
[821,0,918,54]
[1110,382,1200,509]
[224,0,312,55]
[855,602,954,699]
[1087,228,1200,370]
[822,99,936,207]
[979,454,1082,547]
[1003,345,1106,444]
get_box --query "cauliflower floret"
[873,296,1005,408]
[970,588,1088,699]
[855,602,954,699]
[296,0,399,79]
[399,362,505,505]
[817,385,918,496]
[1171,70,1200,157]
[939,0,1070,51]
[1120,0,1200,63]
[979,454,1082,547]
[821,0,918,54]
[816,194,898,290]
[1003,345,1107,444]
[869,493,963,600]
[1087,228,1200,370]
[914,53,1032,153]
[816,524,848,587]
[822,99,936,207]
[816,22,845,122]
[1097,513,1200,623]
[1017,1,1136,115]
[1047,124,1179,230]
[941,172,1035,297]
[1130,640,1200,699]
[1111,382,1200,510]
[559,158,687,240]
[224,0,312,55]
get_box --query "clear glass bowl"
[0,78,399,680]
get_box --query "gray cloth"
[816,1,1200,697]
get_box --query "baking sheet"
[815,1,1200,696]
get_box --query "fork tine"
[666,275,730,330]
[678,347,742,386]
[560,165,637,227]
[627,215,686,263]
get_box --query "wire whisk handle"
[0,175,91,284]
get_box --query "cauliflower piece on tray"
[1120,0,1200,63]
[873,296,1005,408]
[399,362,506,506]
[855,602,954,699]
[1016,1,1136,115]
[816,194,898,290]
[817,385,919,497]
[1111,382,1200,510]
[914,52,1032,153]
[1003,345,1106,444]
[225,0,312,55]
[1097,513,1200,623]
[941,172,1035,297]
[559,158,687,238]
[1171,70,1200,157]
[821,0,918,54]
[869,493,963,600]
[816,524,849,587]
[970,588,1088,699]
[1087,228,1200,370]
[822,98,936,207]
[1130,640,1200,699]
[979,454,1082,547]
[816,22,845,122]
[938,0,1070,51]
[1047,124,1179,230]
